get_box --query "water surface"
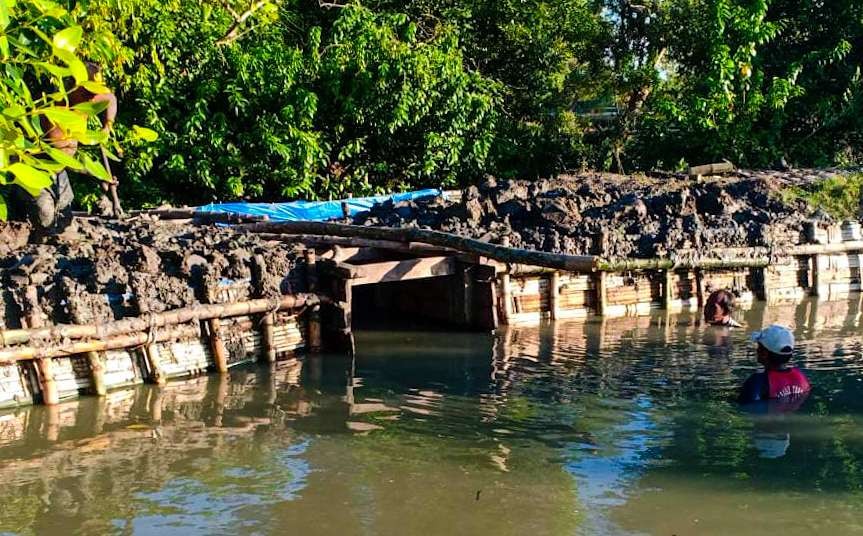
[1,298,863,535]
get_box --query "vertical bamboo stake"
[69,308,107,396]
[305,250,322,351]
[810,254,822,297]
[136,301,166,385]
[24,286,59,405]
[144,344,166,386]
[251,255,277,363]
[595,271,608,316]
[36,358,59,406]
[549,272,560,320]
[662,269,674,310]
[500,274,513,325]
[462,266,475,328]
[208,318,229,372]
[695,269,705,307]
[86,352,107,396]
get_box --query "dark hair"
[704,289,735,323]
[758,343,792,368]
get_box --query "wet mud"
[352,170,849,258]
[0,216,306,329]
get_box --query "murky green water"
[2,298,863,535]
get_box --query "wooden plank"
[350,256,457,285]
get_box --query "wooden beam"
[240,221,598,272]
[349,256,457,285]
[595,271,608,316]
[549,272,560,320]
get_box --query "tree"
[0,0,118,218]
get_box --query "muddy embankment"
[351,169,852,259]
[0,217,306,329]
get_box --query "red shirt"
[766,368,811,398]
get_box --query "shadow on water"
[1,298,863,534]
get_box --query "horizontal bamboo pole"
[239,221,599,272]
[0,324,201,364]
[0,294,326,348]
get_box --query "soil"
[350,169,849,259]
[0,216,307,328]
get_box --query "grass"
[782,173,863,220]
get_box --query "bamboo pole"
[500,274,513,325]
[0,324,201,364]
[23,286,59,405]
[304,250,322,351]
[86,351,107,396]
[205,282,230,373]
[144,344,166,386]
[662,269,674,310]
[0,294,326,347]
[251,255,277,363]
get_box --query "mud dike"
[0,170,861,408]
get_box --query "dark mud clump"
[0,217,307,329]
[351,171,833,258]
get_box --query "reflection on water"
[2,298,863,535]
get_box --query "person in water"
[739,324,811,403]
[704,289,742,327]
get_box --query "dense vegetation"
[4,0,863,208]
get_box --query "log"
[595,271,608,315]
[0,323,201,364]
[500,274,513,324]
[239,221,598,272]
[688,161,734,177]
[0,294,327,347]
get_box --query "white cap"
[750,324,794,355]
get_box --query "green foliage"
[86,0,498,206]
[783,173,863,220]
[50,0,863,210]
[0,0,117,216]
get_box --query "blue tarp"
[196,189,443,222]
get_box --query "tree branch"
[216,0,271,46]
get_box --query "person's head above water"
[751,324,794,369]
[704,289,737,326]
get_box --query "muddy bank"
[351,169,851,259]
[0,217,307,329]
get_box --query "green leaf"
[53,49,88,83]
[132,125,159,142]
[81,81,111,94]
[72,100,110,116]
[2,104,25,119]
[0,36,8,59]
[37,61,71,79]
[42,107,86,134]
[6,163,52,196]
[0,193,7,221]
[45,147,85,171]
[0,0,8,30]
[52,26,83,53]
[80,152,111,182]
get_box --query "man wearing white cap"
[739,324,811,403]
